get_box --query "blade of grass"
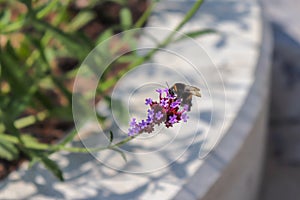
[120,7,132,29]
[40,156,64,181]
[0,140,19,161]
[14,111,48,129]
[133,0,158,28]
[173,28,217,43]
[30,18,90,59]
[36,0,59,19]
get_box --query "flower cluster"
[128,87,189,136]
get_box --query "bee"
[169,83,201,111]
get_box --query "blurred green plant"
[0,0,213,181]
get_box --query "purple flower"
[156,88,163,95]
[128,86,193,136]
[170,100,181,109]
[128,126,140,136]
[163,88,170,96]
[147,109,154,117]
[160,99,168,107]
[139,120,148,129]
[130,118,137,126]
[128,118,140,136]
[155,111,164,120]
[183,104,189,111]
[146,116,153,123]
[145,98,152,105]
[169,114,178,124]
[146,110,154,123]
[181,113,189,122]
[128,128,135,136]
[167,93,175,99]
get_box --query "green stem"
[176,0,204,31]
[153,0,205,48]
[133,0,157,28]
[107,135,137,149]
[0,132,137,153]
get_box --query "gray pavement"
[260,0,300,199]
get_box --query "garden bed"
[0,0,148,180]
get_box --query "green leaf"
[0,133,54,152]
[28,157,39,168]
[0,9,26,34]
[21,134,50,150]
[36,0,59,19]
[1,18,26,34]
[1,42,28,93]
[120,8,132,29]
[0,133,18,144]
[0,58,2,78]
[0,140,19,161]
[111,148,127,162]
[174,29,217,43]
[14,111,48,130]
[0,9,11,27]
[96,29,113,44]
[109,131,114,143]
[0,123,5,133]
[185,29,217,38]
[31,18,90,59]
[67,11,95,32]
[116,53,139,63]
[133,0,157,28]
[40,156,64,181]
[57,128,77,148]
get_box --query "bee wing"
[191,90,201,97]
[185,85,201,97]
[190,86,200,91]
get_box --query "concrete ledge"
[174,15,273,200]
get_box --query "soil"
[0,0,148,180]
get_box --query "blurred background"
[260,0,300,199]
